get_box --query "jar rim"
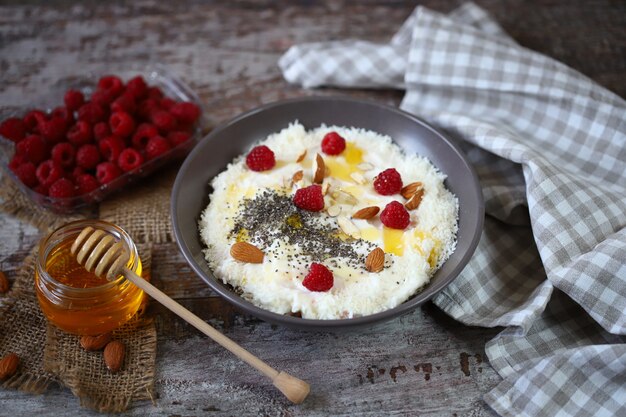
[37,219,139,294]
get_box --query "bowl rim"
[171,95,484,329]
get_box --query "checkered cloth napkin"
[279,3,626,416]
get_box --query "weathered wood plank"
[0,0,624,415]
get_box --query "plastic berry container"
[0,64,207,213]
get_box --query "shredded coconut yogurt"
[199,122,458,319]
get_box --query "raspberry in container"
[0,64,208,213]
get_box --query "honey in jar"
[35,220,146,335]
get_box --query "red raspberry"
[36,160,65,188]
[93,122,111,141]
[39,117,67,144]
[159,97,176,110]
[380,201,410,230]
[174,122,196,133]
[302,263,334,292]
[132,123,159,149]
[150,110,176,132]
[374,168,403,196]
[97,75,124,97]
[137,99,160,119]
[16,135,48,164]
[77,102,107,124]
[33,183,49,196]
[64,89,85,111]
[147,86,164,100]
[67,120,93,146]
[126,76,148,98]
[75,173,100,195]
[167,131,191,147]
[71,166,86,180]
[145,135,171,160]
[0,117,26,142]
[8,154,27,173]
[51,142,76,168]
[15,162,38,188]
[170,102,201,124]
[90,89,116,107]
[321,131,346,155]
[98,136,126,162]
[109,111,135,137]
[76,144,101,169]
[51,106,74,127]
[48,178,76,199]
[96,162,122,185]
[110,93,136,114]
[23,110,47,133]
[245,145,276,171]
[118,148,144,172]
[293,184,324,212]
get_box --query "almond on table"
[80,333,113,351]
[0,271,9,293]
[104,341,125,373]
[0,353,19,380]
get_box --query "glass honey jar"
[35,219,145,335]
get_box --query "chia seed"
[228,189,377,270]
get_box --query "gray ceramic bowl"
[171,96,484,331]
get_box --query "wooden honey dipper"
[70,226,310,404]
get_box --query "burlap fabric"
[0,249,59,393]
[0,174,166,412]
[0,242,156,412]
[44,246,156,413]
[0,176,89,233]
[100,166,178,244]
[0,164,175,240]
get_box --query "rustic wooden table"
[0,1,624,416]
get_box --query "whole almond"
[352,206,380,220]
[296,150,307,163]
[0,271,9,294]
[365,248,385,273]
[401,182,423,200]
[230,242,264,263]
[103,341,125,373]
[405,188,425,211]
[80,333,112,351]
[312,153,325,184]
[0,352,19,380]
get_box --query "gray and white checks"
[279,3,626,416]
